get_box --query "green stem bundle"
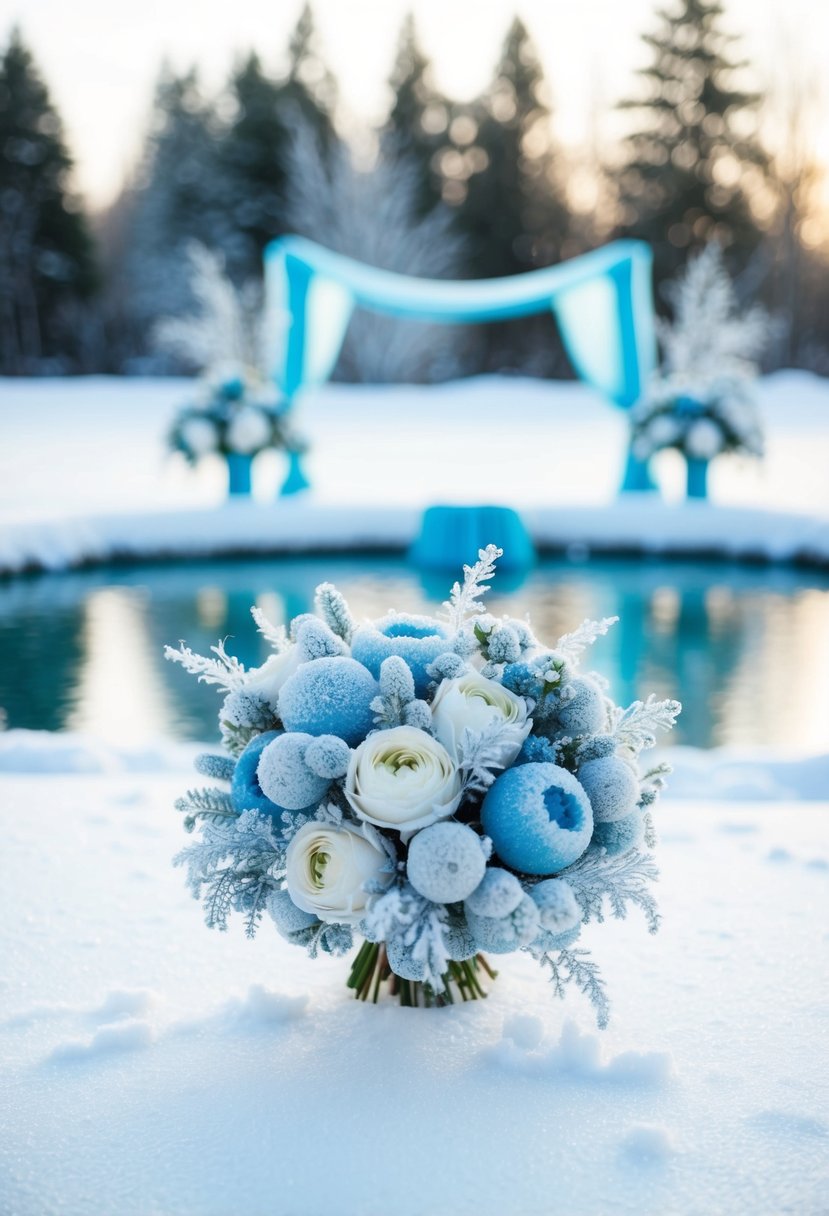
[346,941,497,1007]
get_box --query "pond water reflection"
[2,553,828,751]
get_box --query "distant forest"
[1,1,827,378]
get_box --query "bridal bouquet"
[169,366,302,465]
[166,547,680,1025]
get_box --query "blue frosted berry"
[481,762,593,875]
[578,755,640,823]
[528,878,581,934]
[592,810,645,856]
[231,730,285,817]
[278,656,379,747]
[555,677,607,737]
[464,868,524,919]
[351,613,448,696]
[267,889,319,938]
[466,895,540,954]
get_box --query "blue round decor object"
[466,894,540,954]
[351,614,447,697]
[410,504,535,573]
[277,657,379,747]
[578,755,640,823]
[231,730,285,817]
[406,822,486,904]
[555,677,607,737]
[481,762,593,875]
[592,810,645,856]
[268,889,319,937]
[256,732,332,811]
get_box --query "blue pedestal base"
[686,457,709,500]
[280,450,310,497]
[226,453,252,497]
[620,449,658,493]
[411,505,536,572]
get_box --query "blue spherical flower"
[555,677,607,737]
[578,755,640,823]
[466,894,540,954]
[464,867,524,919]
[267,889,319,938]
[481,762,593,875]
[592,810,645,856]
[406,822,486,904]
[528,878,581,934]
[257,732,332,811]
[278,657,379,747]
[231,730,285,817]
[351,613,448,696]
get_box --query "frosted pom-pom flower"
[267,889,319,937]
[243,648,302,713]
[225,404,272,454]
[406,822,487,904]
[466,895,540,954]
[648,414,681,449]
[257,732,332,811]
[304,735,351,779]
[555,677,607,737]
[231,730,286,817]
[528,878,581,934]
[431,670,531,768]
[351,613,448,696]
[464,867,524,919]
[180,415,218,455]
[481,762,593,875]
[685,417,724,460]
[593,810,645,856]
[345,725,462,831]
[577,755,640,823]
[285,822,390,924]
[278,656,378,747]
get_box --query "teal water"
[2,554,828,750]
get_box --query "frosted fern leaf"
[612,695,681,754]
[563,848,660,934]
[164,640,247,691]
[555,616,618,662]
[440,545,502,632]
[250,605,289,653]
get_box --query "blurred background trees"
[1,2,829,378]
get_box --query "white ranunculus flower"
[243,647,302,713]
[344,725,462,831]
[685,418,724,460]
[431,671,531,768]
[180,416,218,456]
[285,821,389,923]
[226,405,272,455]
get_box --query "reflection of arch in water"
[264,236,658,495]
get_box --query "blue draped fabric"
[264,236,658,493]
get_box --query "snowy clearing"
[1,371,828,573]
[1,741,827,1215]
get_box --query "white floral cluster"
[166,547,681,1024]
[631,243,769,463]
[170,369,303,464]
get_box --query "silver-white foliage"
[611,695,682,756]
[282,112,470,383]
[555,616,619,663]
[153,241,277,376]
[440,544,502,633]
[562,847,661,934]
[164,640,247,692]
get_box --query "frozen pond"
[2,552,828,750]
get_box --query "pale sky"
[3,0,827,210]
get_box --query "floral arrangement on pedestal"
[165,547,680,1024]
[630,244,769,496]
[156,243,305,495]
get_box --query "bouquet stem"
[346,940,497,1007]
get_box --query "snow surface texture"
[1,372,829,572]
[1,751,827,1214]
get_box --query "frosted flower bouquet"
[166,547,680,1024]
[170,367,303,465]
[630,373,764,463]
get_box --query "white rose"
[243,648,302,713]
[344,725,461,831]
[226,405,272,455]
[285,821,389,923]
[685,418,723,460]
[431,671,531,769]
[180,416,218,456]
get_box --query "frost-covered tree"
[282,114,472,383]
[381,13,446,216]
[616,0,769,290]
[0,27,98,373]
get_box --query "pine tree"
[283,3,337,146]
[616,0,768,290]
[382,13,445,215]
[0,27,97,373]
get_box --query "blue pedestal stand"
[411,505,536,572]
[226,453,253,497]
[620,448,658,493]
[686,457,709,500]
[279,449,311,497]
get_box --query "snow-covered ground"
[1,734,827,1215]
[1,372,828,571]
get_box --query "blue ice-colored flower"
[481,762,593,875]
[406,822,487,904]
[464,867,524,919]
[351,613,448,696]
[554,677,607,737]
[267,889,319,939]
[231,730,285,818]
[578,755,640,823]
[278,656,379,747]
[592,810,645,856]
[257,732,333,811]
[466,894,540,954]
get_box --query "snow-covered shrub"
[166,546,681,1024]
[631,244,769,463]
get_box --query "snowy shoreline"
[2,498,828,576]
